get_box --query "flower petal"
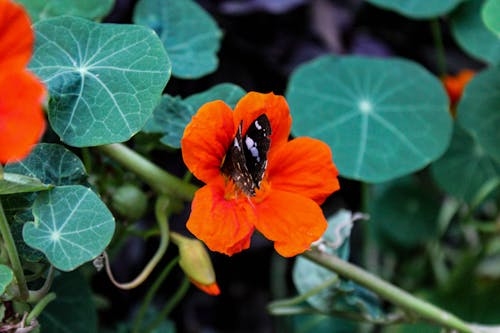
[181,101,234,184]
[186,180,256,256]
[233,92,291,151]
[0,0,33,69]
[267,137,340,205]
[254,190,327,257]
[0,70,46,163]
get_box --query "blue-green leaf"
[133,0,222,79]
[431,124,500,202]
[40,271,97,333]
[30,16,171,147]
[143,83,245,148]
[451,0,500,65]
[4,144,87,186]
[457,66,500,162]
[286,55,451,183]
[365,0,464,19]
[482,0,500,35]
[14,0,114,22]
[0,265,13,295]
[23,186,115,271]
[369,177,441,249]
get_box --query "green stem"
[268,275,339,312]
[302,249,473,333]
[28,266,55,303]
[132,256,180,333]
[0,199,29,300]
[145,276,190,333]
[430,19,447,76]
[104,196,170,289]
[98,144,197,201]
[26,292,56,324]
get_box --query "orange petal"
[0,70,46,163]
[232,92,291,151]
[0,0,33,70]
[186,180,256,256]
[190,279,221,296]
[267,137,340,205]
[181,101,235,184]
[254,190,327,257]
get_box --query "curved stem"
[104,196,170,289]
[98,144,197,201]
[145,276,190,333]
[28,266,55,303]
[302,249,474,333]
[0,199,28,300]
[26,292,56,324]
[132,256,180,333]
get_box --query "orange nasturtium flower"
[0,0,46,163]
[181,92,340,257]
[441,69,475,117]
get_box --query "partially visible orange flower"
[0,0,46,163]
[181,92,340,257]
[441,69,475,117]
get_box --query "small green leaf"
[40,271,97,333]
[286,55,451,183]
[133,0,222,79]
[365,0,464,19]
[369,177,441,249]
[322,209,360,260]
[0,173,51,195]
[14,0,114,22]
[451,0,500,65]
[143,83,245,148]
[4,144,87,186]
[482,0,500,35]
[431,124,500,202]
[23,186,115,271]
[30,16,171,147]
[0,265,13,295]
[289,314,358,333]
[457,66,500,162]
[184,83,245,110]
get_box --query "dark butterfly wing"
[242,114,271,188]
[221,122,256,196]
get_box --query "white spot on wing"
[255,120,262,130]
[245,137,260,161]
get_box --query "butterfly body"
[221,114,272,196]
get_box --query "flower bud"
[172,233,220,296]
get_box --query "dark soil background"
[93,1,482,332]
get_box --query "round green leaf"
[40,271,97,333]
[143,83,245,148]
[431,124,500,202]
[369,177,440,249]
[457,66,500,162]
[5,144,87,186]
[482,0,500,35]
[133,0,222,79]
[0,265,13,295]
[23,185,115,271]
[286,55,451,183]
[14,0,114,22]
[29,16,171,147]
[451,0,500,65]
[0,173,51,195]
[365,0,464,19]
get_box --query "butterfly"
[221,114,272,196]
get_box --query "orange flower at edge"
[0,0,46,163]
[441,69,475,117]
[181,92,340,257]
